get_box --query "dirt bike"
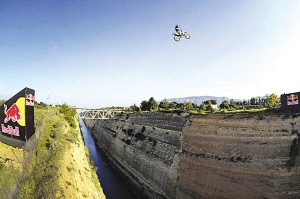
[173,28,190,41]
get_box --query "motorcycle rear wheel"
[174,35,180,41]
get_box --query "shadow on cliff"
[286,122,300,171]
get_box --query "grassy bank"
[0,142,23,198]
[0,104,105,199]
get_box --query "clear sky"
[1,0,300,108]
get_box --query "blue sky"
[1,0,300,108]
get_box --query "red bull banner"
[0,87,35,148]
[287,93,299,105]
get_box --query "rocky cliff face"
[85,112,186,199]
[85,112,300,199]
[179,113,300,199]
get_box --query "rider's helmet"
[175,24,182,35]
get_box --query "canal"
[79,119,136,199]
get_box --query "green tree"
[140,100,148,111]
[59,103,77,127]
[129,104,140,112]
[203,100,211,105]
[176,103,184,110]
[220,100,230,109]
[0,99,6,105]
[148,97,158,111]
[207,103,214,112]
[203,100,214,112]
[159,99,170,110]
[199,103,206,111]
[140,97,158,111]
[266,93,279,108]
[183,101,194,110]
[210,100,217,105]
[169,102,177,109]
[250,97,256,105]
[230,99,237,109]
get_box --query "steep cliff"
[179,113,300,199]
[85,112,186,199]
[85,112,300,199]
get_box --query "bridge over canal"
[77,108,127,119]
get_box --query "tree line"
[129,93,280,113]
[219,93,279,110]
[129,97,218,113]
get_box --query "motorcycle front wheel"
[183,32,190,39]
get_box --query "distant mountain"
[164,96,233,105]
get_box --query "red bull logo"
[1,124,19,136]
[26,93,35,106]
[287,94,298,101]
[3,103,21,123]
[287,94,299,106]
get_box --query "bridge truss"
[78,109,125,119]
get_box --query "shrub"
[59,103,77,128]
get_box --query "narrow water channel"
[79,119,137,199]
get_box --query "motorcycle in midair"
[173,24,190,42]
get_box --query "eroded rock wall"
[85,112,186,199]
[85,112,300,199]
[179,113,300,199]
